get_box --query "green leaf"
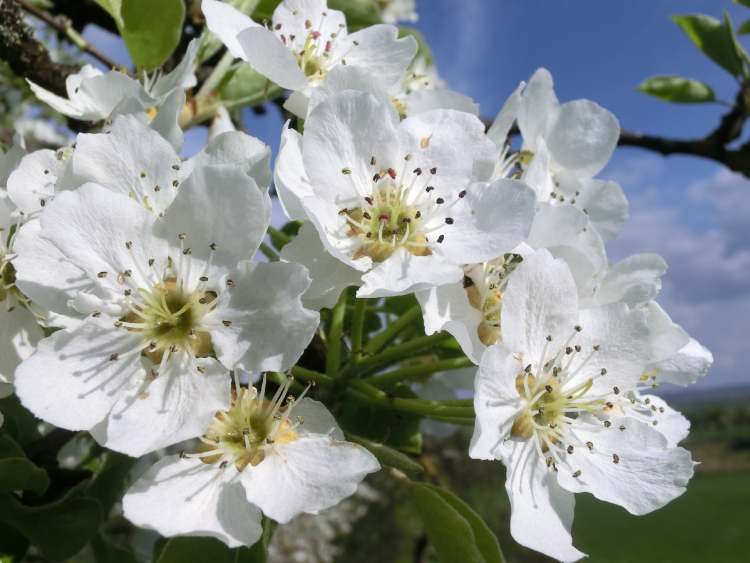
[238,518,276,563]
[735,0,750,9]
[739,18,750,34]
[91,535,138,563]
[93,0,124,27]
[0,434,49,495]
[329,0,382,30]
[637,75,716,103]
[411,483,505,563]
[0,487,102,562]
[119,0,185,70]
[672,14,745,77]
[155,537,236,563]
[85,452,136,515]
[339,384,423,453]
[346,433,424,474]
[0,396,41,446]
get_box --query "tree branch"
[18,0,121,70]
[0,0,78,96]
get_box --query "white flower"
[28,40,198,123]
[470,249,694,562]
[0,143,45,403]
[202,0,417,116]
[582,253,713,388]
[13,125,317,456]
[378,0,418,24]
[489,69,628,243]
[122,376,379,547]
[274,90,536,298]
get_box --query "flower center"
[463,254,523,345]
[338,158,460,263]
[191,377,306,472]
[507,326,620,476]
[119,277,215,363]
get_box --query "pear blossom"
[274,90,536,298]
[489,69,628,243]
[202,0,417,116]
[122,376,379,547]
[28,40,199,123]
[13,125,317,456]
[0,143,45,406]
[470,249,694,561]
[378,0,418,24]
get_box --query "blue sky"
[82,0,750,390]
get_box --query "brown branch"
[18,0,120,70]
[0,0,78,96]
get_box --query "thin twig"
[18,0,121,70]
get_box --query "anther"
[612,453,620,464]
[567,445,574,454]
[613,386,620,394]
[341,167,352,175]
[603,420,612,428]
[109,353,119,361]
[437,234,445,243]
[178,233,187,240]
[586,441,594,450]
[458,190,466,198]
[222,320,232,327]
[600,368,607,375]
[445,217,454,224]
[574,325,582,332]
[572,470,582,478]
[436,197,444,204]
[97,271,108,278]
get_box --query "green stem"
[367,356,475,388]
[289,365,474,420]
[363,305,421,355]
[196,50,235,100]
[350,297,368,363]
[258,242,279,262]
[347,332,454,379]
[266,225,292,247]
[327,292,349,377]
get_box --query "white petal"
[500,441,585,562]
[435,179,535,265]
[357,249,463,298]
[0,305,43,387]
[518,68,559,148]
[569,303,649,395]
[124,456,262,548]
[399,109,496,189]
[501,249,579,362]
[307,65,387,117]
[572,178,628,241]
[240,435,379,523]
[417,283,484,364]
[547,100,619,178]
[157,164,270,269]
[402,88,480,117]
[343,25,417,89]
[36,184,165,295]
[69,115,184,213]
[190,130,272,191]
[274,124,314,221]
[588,253,667,307]
[237,26,307,90]
[303,91,400,203]
[12,218,94,318]
[527,204,588,250]
[6,150,63,214]
[557,417,693,515]
[15,320,146,431]
[650,337,713,386]
[280,221,362,310]
[149,38,199,100]
[205,260,318,373]
[469,344,523,460]
[645,302,689,363]
[149,90,185,152]
[292,397,344,439]
[202,0,259,60]
[91,355,230,456]
[487,82,523,147]
[627,394,690,447]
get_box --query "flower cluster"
[0,0,712,561]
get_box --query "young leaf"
[329,0,382,30]
[739,18,750,34]
[119,0,185,70]
[735,0,750,9]
[672,14,745,77]
[637,76,716,103]
[410,483,505,563]
[155,537,236,563]
[0,434,49,495]
[346,433,424,474]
